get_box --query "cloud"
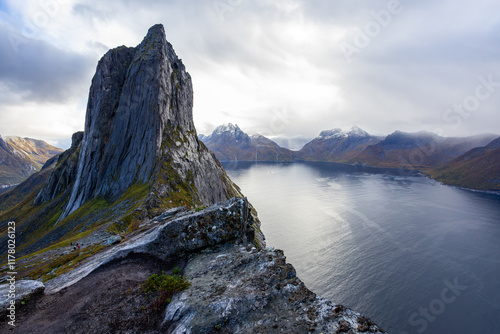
[0,24,94,104]
[0,0,499,145]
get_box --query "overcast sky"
[1,0,499,148]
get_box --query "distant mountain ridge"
[200,125,497,169]
[200,125,498,191]
[429,136,500,191]
[349,131,497,169]
[200,123,300,161]
[0,135,63,187]
[300,126,383,162]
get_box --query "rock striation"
[34,131,83,205]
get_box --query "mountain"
[349,131,497,169]
[429,137,500,191]
[200,123,300,161]
[0,135,63,187]
[300,126,383,162]
[0,24,241,257]
[0,24,384,333]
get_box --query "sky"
[0,0,499,148]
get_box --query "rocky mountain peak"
[348,125,369,138]
[318,128,346,139]
[318,126,370,140]
[47,24,238,220]
[212,123,244,137]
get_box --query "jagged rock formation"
[200,123,299,162]
[429,136,500,191]
[0,135,63,187]
[34,132,83,205]
[300,126,382,162]
[48,24,238,220]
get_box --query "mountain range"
[0,136,63,190]
[200,125,499,192]
[348,131,497,169]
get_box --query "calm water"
[223,161,500,334]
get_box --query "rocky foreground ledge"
[0,198,385,333]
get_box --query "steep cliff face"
[34,132,83,205]
[52,24,237,220]
[0,24,386,333]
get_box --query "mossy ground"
[0,182,151,282]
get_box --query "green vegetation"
[142,271,190,309]
[18,244,107,282]
[154,125,201,212]
[107,221,127,235]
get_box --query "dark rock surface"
[34,131,83,205]
[0,24,243,258]
[0,280,44,315]
[43,197,262,294]
[164,244,384,333]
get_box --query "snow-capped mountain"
[300,126,382,162]
[199,124,298,162]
